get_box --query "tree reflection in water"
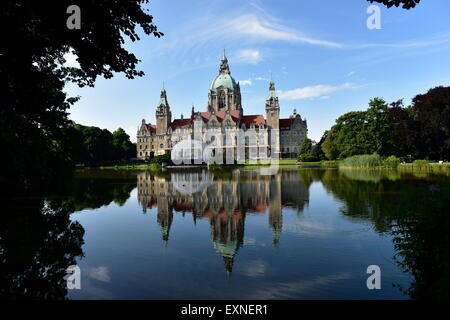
[316,169,450,300]
[0,169,136,299]
[0,199,84,299]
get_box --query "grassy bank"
[336,154,450,175]
[78,163,163,170]
[76,156,450,176]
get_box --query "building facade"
[137,53,307,160]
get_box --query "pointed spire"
[223,256,234,276]
[158,84,169,108]
[267,77,277,99]
[219,50,230,75]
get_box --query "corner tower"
[155,86,172,135]
[265,79,280,129]
[208,51,242,113]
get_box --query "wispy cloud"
[155,10,343,60]
[243,273,352,299]
[230,14,342,48]
[88,266,111,283]
[355,34,450,49]
[236,49,263,64]
[278,83,353,100]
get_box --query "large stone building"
[137,53,307,160]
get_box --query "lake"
[2,167,449,300]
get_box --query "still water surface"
[2,168,449,299]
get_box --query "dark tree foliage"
[321,87,450,161]
[368,0,421,9]
[298,138,321,162]
[151,152,171,165]
[298,138,313,156]
[0,1,161,192]
[73,124,136,165]
[410,86,450,160]
[321,99,393,160]
[112,128,136,161]
[311,132,327,161]
[386,100,417,158]
[0,199,84,299]
[70,170,136,210]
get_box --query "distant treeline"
[68,124,136,165]
[299,86,450,162]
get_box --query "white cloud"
[238,79,253,86]
[278,83,353,100]
[236,49,263,64]
[88,266,111,283]
[346,71,356,77]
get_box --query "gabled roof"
[171,118,192,130]
[146,124,157,136]
[199,110,241,122]
[279,118,293,128]
[241,115,265,127]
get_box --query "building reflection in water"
[137,169,309,274]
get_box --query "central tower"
[208,52,242,113]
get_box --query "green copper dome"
[210,74,238,92]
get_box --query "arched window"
[219,92,226,109]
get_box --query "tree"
[298,138,320,162]
[321,87,450,161]
[321,98,393,159]
[312,131,327,161]
[112,128,136,161]
[72,124,136,164]
[368,0,421,9]
[364,98,393,156]
[387,100,417,158]
[410,86,450,160]
[1,1,162,192]
[299,138,313,155]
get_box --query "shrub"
[298,153,317,162]
[384,156,400,168]
[150,152,171,165]
[320,160,339,167]
[412,160,430,169]
[340,154,383,168]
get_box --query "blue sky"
[66,0,450,142]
